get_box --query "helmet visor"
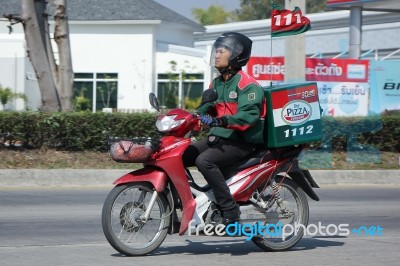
[210,41,232,69]
[210,40,243,69]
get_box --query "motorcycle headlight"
[156,115,185,132]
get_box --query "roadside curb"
[0,169,399,187]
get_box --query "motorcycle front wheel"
[251,176,309,251]
[102,182,170,256]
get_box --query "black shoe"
[222,205,241,226]
[222,217,239,226]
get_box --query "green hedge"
[0,112,399,152]
[0,112,161,151]
[318,115,400,152]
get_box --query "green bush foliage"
[0,112,399,152]
[0,112,161,151]
[318,115,400,152]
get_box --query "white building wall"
[69,23,156,111]
[156,45,206,73]
[155,22,197,47]
[0,28,28,111]
[24,59,42,111]
[0,20,203,112]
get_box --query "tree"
[180,60,198,110]
[235,0,272,21]
[20,0,61,111]
[192,5,233,25]
[162,60,201,109]
[54,0,74,111]
[191,1,327,24]
[0,86,27,110]
[307,0,328,14]
[73,86,91,112]
[164,61,178,108]
[4,0,73,111]
[98,77,117,109]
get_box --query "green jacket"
[197,70,265,144]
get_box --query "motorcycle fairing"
[113,167,167,192]
[148,136,197,235]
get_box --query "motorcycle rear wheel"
[102,182,170,256]
[251,176,309,251]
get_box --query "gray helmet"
[212,32,253,69]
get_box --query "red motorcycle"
[102,90,320,256]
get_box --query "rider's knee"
[195,154,211,171]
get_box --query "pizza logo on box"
[281,100,312,125]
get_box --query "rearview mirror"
[149,93,160,111]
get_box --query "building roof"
[1,0,204,30]
[327,0,400,12]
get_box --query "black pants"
[182,137,255,211]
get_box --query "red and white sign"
[306,58,369,82]
[247,57,285,81]
[247,57,369,83]
[270,84,321,126]
[248,57,370,117]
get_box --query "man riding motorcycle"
[183,32,266,225]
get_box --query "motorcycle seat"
[188,146,301,191]
[221,149,269,177]
[221,145,301,178]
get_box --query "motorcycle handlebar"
[190,113,204,131]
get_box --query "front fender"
[113,167,167,192]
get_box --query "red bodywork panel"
[113,136,196,235]
[147,136,197,235]
[113,168,168,192]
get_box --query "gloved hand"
[199,115,228,127]
[199,114,220,127]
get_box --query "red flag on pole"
[271,4,311,37]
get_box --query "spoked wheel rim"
[250,176,309,251]
[261,185,301,242]
[109,185,167,250]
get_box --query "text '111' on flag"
[271,4,311,37]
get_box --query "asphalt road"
[0,185,399,266]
